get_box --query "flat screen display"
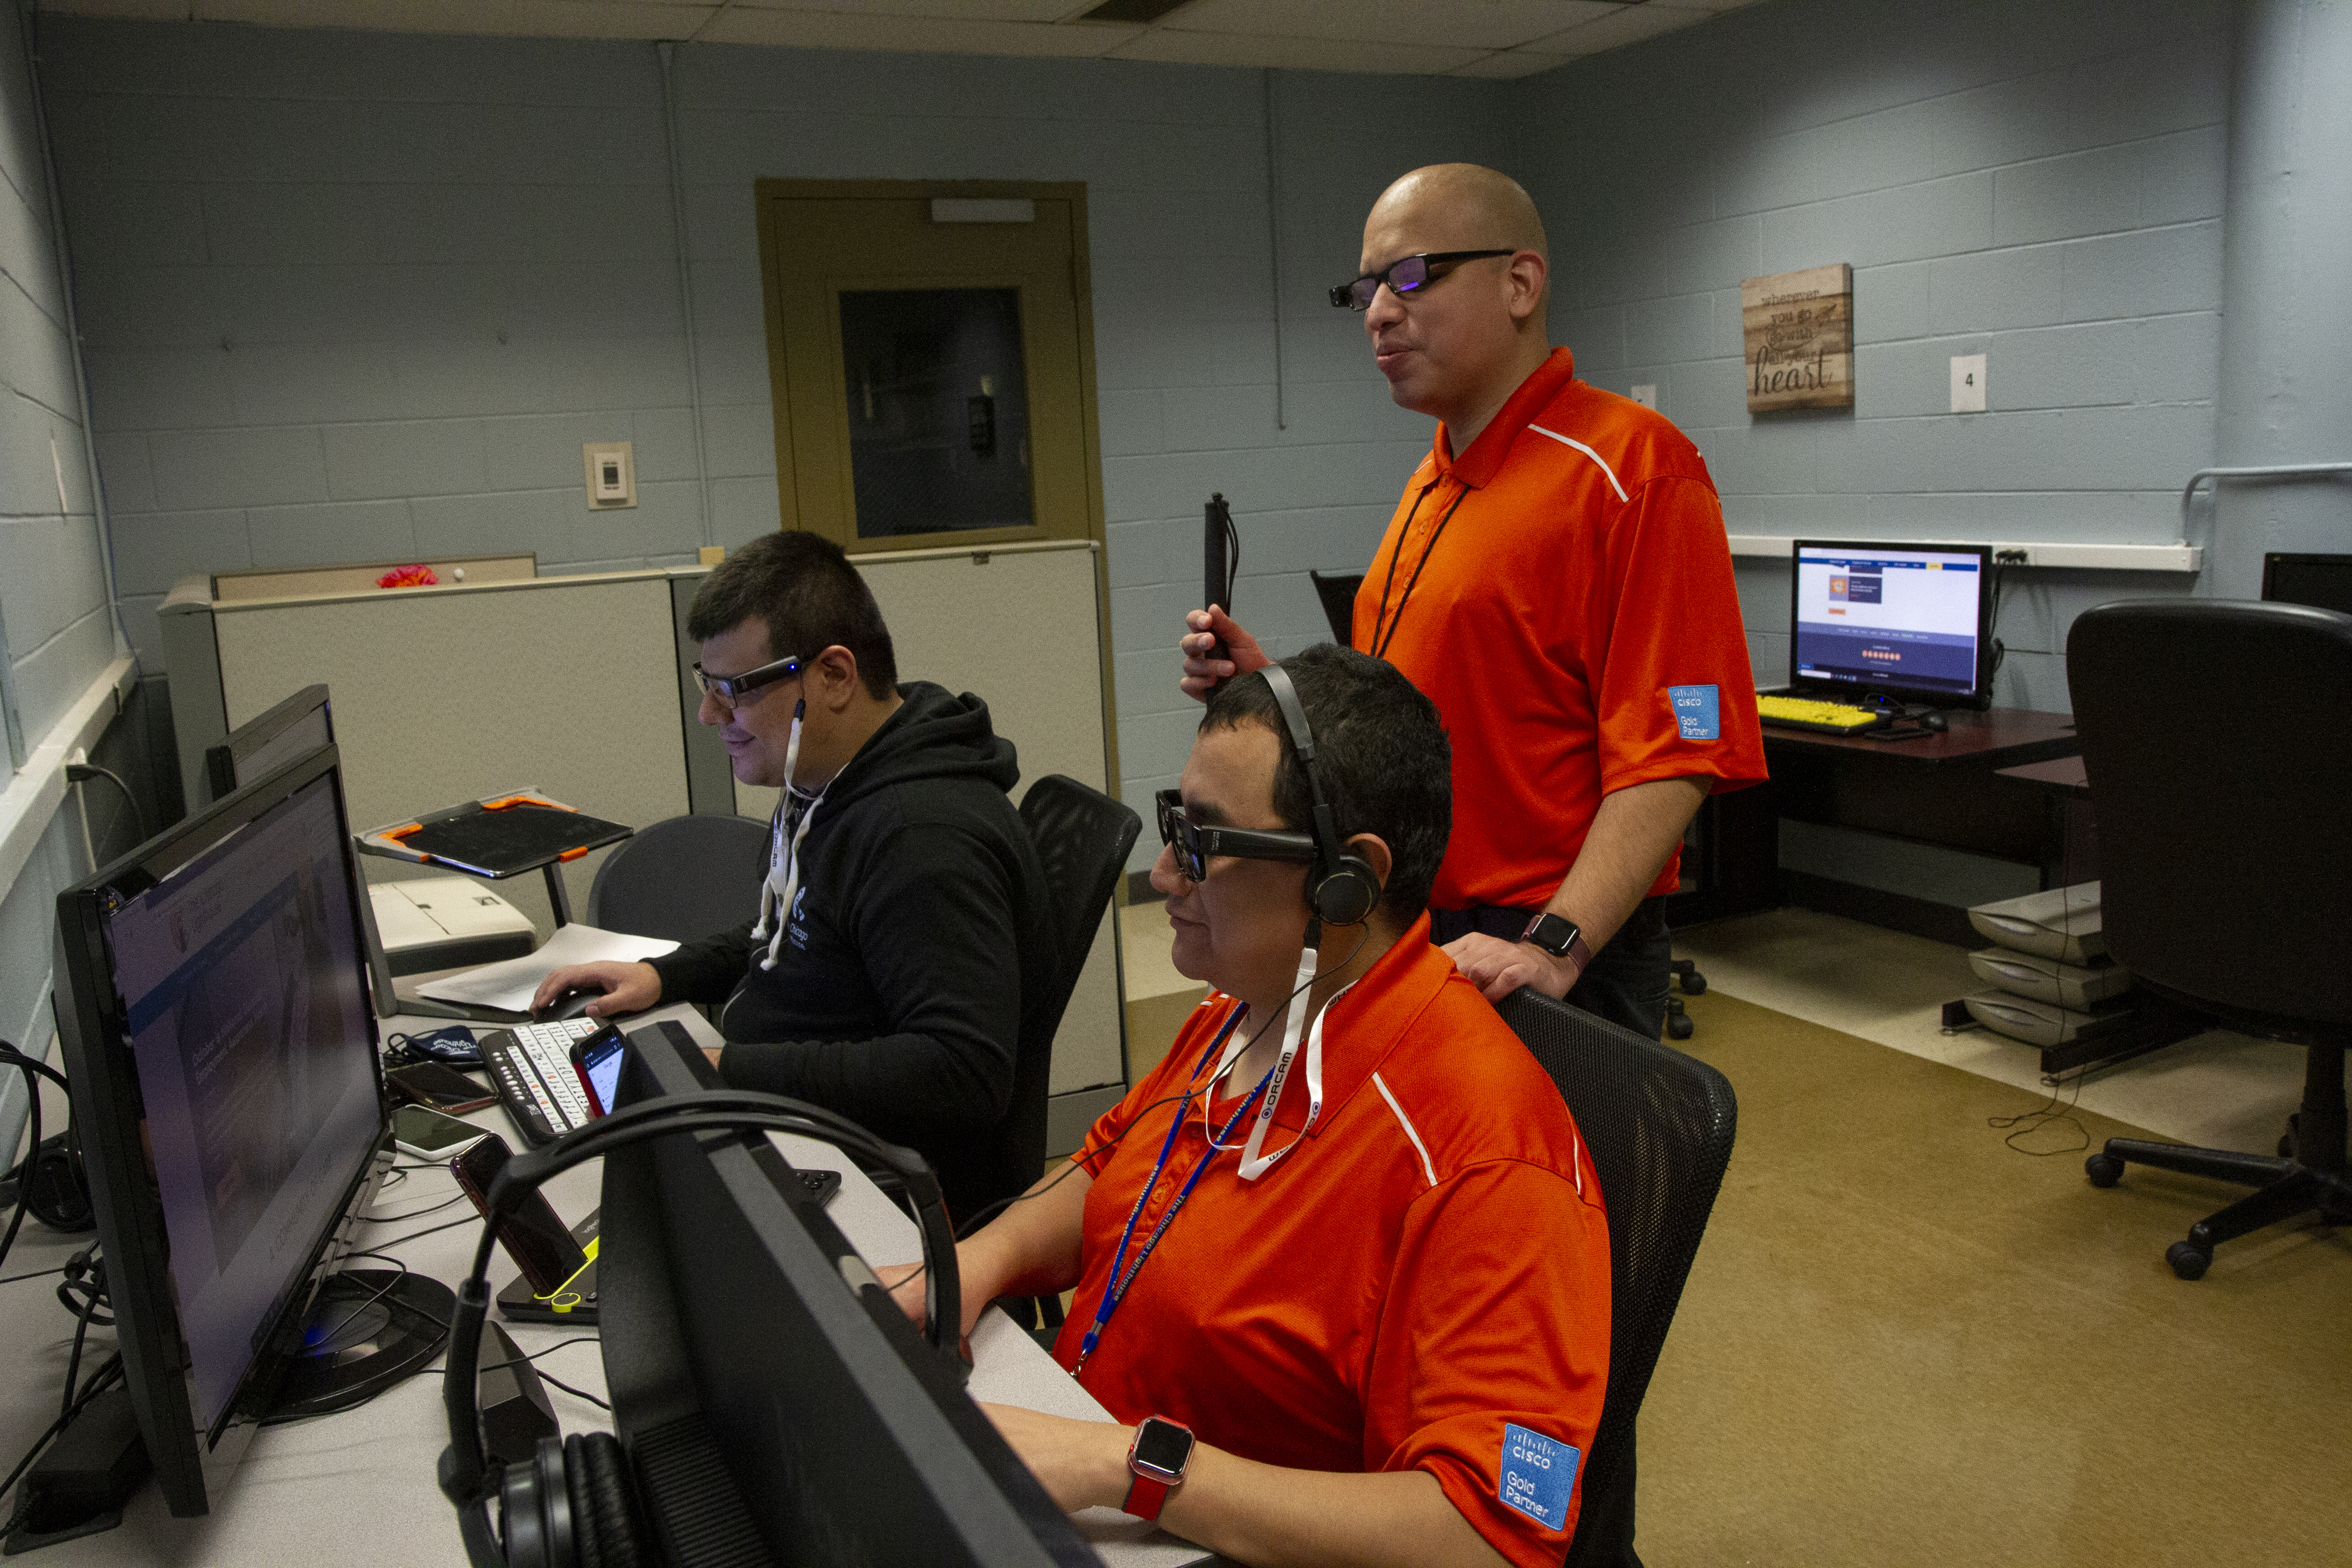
[1791,541,1991,702]
[103,769,379,1429]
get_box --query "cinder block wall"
[1515,0,2229,710]
[39,19,1505,872]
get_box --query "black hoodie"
[645,682,1054,1223]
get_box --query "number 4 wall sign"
[1741,263,1854,412]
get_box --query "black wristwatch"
[1521,912,1595,974]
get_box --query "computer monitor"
[51,745,411,1515]
[205,685,398,1019]
[593,1021,1095,1567]
[1789,539,1995,708]
[2261,552,2352,617]
[201,683,333,808]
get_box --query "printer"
[368,875,537,975]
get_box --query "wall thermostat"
[584,442,636,508]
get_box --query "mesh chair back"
[584,813,770,944]
[1497,988,1738,1568]
[1308,570,1364,646]
[1011,776,1142,1172]
[2067,600,2352,1032]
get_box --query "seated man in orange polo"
[898,645,1609,1568]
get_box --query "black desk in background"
[1668,706,2086,946]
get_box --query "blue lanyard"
[1075,1004,1267,1375]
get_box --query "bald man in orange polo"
[1184,163,1766,1042]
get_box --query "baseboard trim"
[1780,871,1977,947]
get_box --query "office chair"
[1497,987,1738,1568]
[1308,569,1364,646]
[583,812,769,943]
[2067,600,2352,1279]
[1006,776,1142,1331]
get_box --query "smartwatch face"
[1132,1419,1194,1479]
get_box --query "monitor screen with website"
[52,744,387,1514]
[1788,540,1994,707]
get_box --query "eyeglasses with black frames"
[1156,789,1318,884]
[691,654,804,707]
[1329,250,1516,310]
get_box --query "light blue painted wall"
[39,18,1507,874]
[0,5,113,1171]
[1513,0,2231,710]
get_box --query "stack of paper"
[414,922,679,1013]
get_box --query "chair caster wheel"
[2166,1241,2210,1280]
[1666,1013,1695,1042]
[1680,972,1706,996]
[2084,1153,2123,1188]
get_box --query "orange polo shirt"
[1353,348,1767,910]
[1055,919,1609,1568]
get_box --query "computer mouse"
[1920,711,1949,732]
[536,988,598,1021]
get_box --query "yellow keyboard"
[1754,694,1891,734]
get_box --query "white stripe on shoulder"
[1372,1071,1438,1188]
[1526,422,1630,503]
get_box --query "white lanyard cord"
[1204,944,1354,1181]
[749,702,824,971]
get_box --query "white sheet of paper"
[412,921,678,1011]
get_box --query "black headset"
[1258,663,1383,928]
[1,1042,93,1235]
[438,1088,964,1568]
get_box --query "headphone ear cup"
[574,1432,647,1568]
[1311,853,1381,926]
[563,1434,600,1568]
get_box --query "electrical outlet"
[1630,384,1658,409]
[1949,354,1986,414]
[584,442,636,509]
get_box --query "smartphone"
[387,1059,495,1114]
[569,1024,628,1118]
[452,1132,593,1297]
[392,1102,487,1159]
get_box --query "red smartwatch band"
[1122,1471,1173,1521]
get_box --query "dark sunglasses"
[1156,790,1317,884]
[1329,250,1515,310]
[691,653,804,706]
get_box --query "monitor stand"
[259,1269,455,1423]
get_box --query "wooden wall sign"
[1742,263,1853,412]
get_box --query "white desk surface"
[0,1003,1209,1566]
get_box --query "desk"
[0,1004,1207,1567]
[1674,706,2085,944]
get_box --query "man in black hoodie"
[530,530,1054,1225]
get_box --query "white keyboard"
[483,1017,599,1145]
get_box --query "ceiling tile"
[729,0,1089,19]
[1110,25,1486,74]
[700,7,1141,55]
[41,0,193,18]
[195,0,719,37]
[1522,0,1710,55]
[1447,48,1574,78]
[1162,0,1622,52]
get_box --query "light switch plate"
[584,442,636,508]
[1630,384,1658,409]
[1949,354,1986,414]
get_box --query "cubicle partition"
[157,539,1128,1147]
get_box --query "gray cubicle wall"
[164,571,691,933]
[161,543,1129,1150]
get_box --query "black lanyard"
[1367,479,1471,662]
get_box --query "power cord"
[62,764,146,848]
[0,1040,69,1275]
